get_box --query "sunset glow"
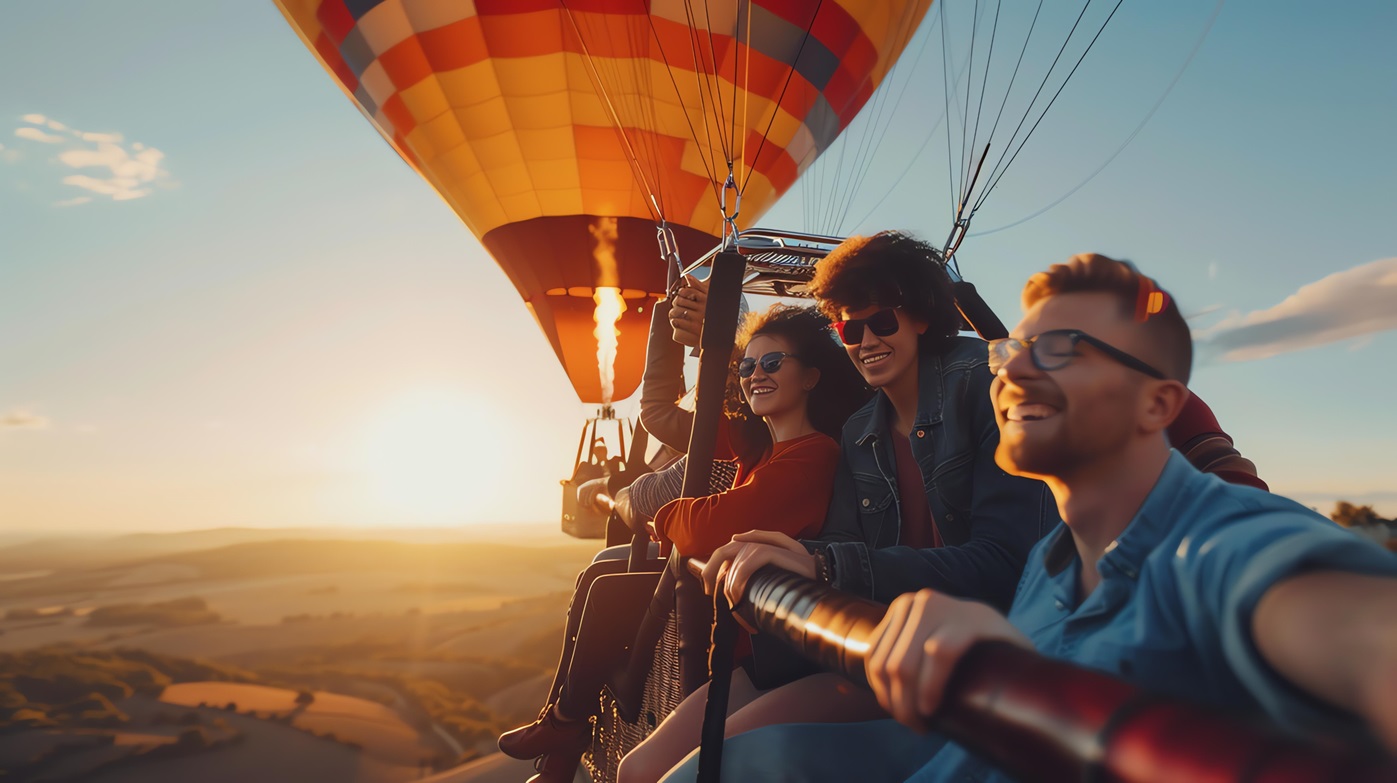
[358,391,511,522]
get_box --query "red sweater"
[654,432,841,558]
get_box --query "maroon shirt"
[890,429,943,549]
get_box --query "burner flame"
[589,218,625,403]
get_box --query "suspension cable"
[741,0,825,196]
[560,2,664,221]
[969,0,1225,236]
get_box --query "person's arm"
[823,366,1056,610]
[1168,393,1268,491]
[1253,571,1397,752]
[654,437,840,557]
[638,299,695,452]
[1182,502,1397,744]
[627,455,687,523]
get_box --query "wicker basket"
[582,610,683,782]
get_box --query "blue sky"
[2,1,1394,533]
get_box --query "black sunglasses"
[833,308,900,346]
[737,352,800,379]
[988,329,1167,380]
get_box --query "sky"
[2,0,1394,535]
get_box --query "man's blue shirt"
[662,452,1396,783]
[905,450,1397,782]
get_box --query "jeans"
[658,718,945,782]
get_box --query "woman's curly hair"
[723,304,872,460]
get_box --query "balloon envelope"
[275,0,931,402]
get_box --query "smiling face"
[992,291,1157,481]
[839,305,927,390]
[740,333,818,420]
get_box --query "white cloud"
[15,127,65,144]
[1,409,51,430]
[79,131,123,143]
[10,115,172,203]
[1195,257,1397,362]
[1207,262,1219,280]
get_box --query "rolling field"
[0,527,598,783]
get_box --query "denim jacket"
[813,336,1058,611]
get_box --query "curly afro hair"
[808,231,961,351]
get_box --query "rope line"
[970,0,1225,236]
[742,0,825,196]
[973,0,1126,212]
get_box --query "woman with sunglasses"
[498,303,869,782]
[641,304,870,556]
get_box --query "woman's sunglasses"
[736,352,800,379]
[833,308,900,346]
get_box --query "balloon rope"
[976,0,1046,202]
[958,0,982,207]
[939,0,957,224]
[740,0,825,196]
[698,0,733,162]
[831,0,938,232]
[642,9,723,207]
[969,0,1226,237]
[973,0,1119,214]
[963,0,1002,210]
[738,0,753,189]
[559,2,664,219]
[681,0,728,209]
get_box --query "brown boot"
[497,704,588,760]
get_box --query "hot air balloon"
[273,0,933,404]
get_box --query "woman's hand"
[700,530,817,609]
[865,589,1031,731]
[668,276,708,347]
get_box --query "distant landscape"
[0,526,598,782]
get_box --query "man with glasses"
[667,254,1397,781]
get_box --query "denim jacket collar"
[854,350,947,446]
[1043,450,1193,580]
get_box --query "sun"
[358,390,511,523]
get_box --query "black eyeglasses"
[737,352,800,379]
[833,308,900,346]
[988,329,1167,380]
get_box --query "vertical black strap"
[627,529,650,572]
[952,280,1008,340]
[679,250,745,499]
[696,592,739,783]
